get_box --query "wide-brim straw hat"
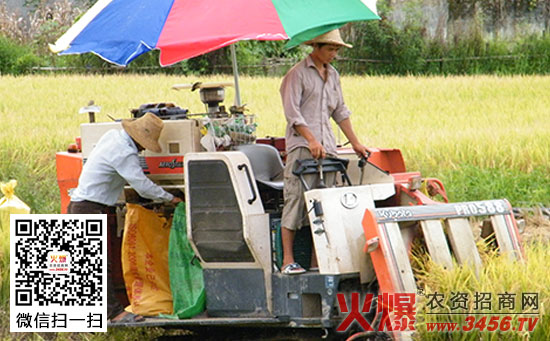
[305,29,352,48]
[121,112,163,153]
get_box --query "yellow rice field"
[2,74,550,212]
[2,74,550,173]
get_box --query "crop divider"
[361,199,524,340]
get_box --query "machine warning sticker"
[10,214,107,332]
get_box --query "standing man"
[280,29,369,275]
[68,113,182,322]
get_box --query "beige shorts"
[281,147,336,231]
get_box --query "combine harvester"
[56,84,524,340]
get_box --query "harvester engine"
[130,102,188,120]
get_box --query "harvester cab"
[55,83,524,340]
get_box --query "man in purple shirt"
[280,29,369,275]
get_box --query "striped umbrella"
[50,0,379,67]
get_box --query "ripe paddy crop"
[1,74,549,338]
[1,74,550,212]
[414,243,550,339]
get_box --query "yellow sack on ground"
[1,180,29,295]
[121,203,173,316]
[0,180,30,231]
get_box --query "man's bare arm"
[337,118,369,158]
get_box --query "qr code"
[10,214,107,332]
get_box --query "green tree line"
[2,0,550,76]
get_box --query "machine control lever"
[358,153,370,185]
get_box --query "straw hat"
[306,29,352,48]
[121,113,163,153]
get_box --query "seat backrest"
[235,144,284,182]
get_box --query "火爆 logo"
[337,292,416,332]
[47,251,71,273]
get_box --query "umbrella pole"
[230,44,242,107]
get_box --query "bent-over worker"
[67,113,182,322]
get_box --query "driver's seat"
[235,144,284,191]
